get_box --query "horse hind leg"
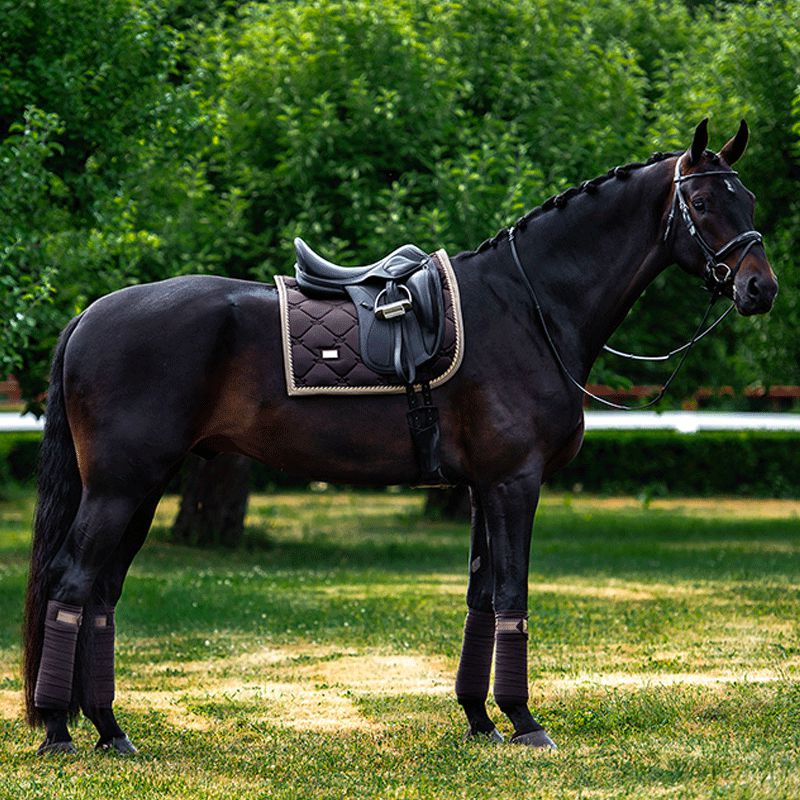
[79,488,164,754]
[34,489,147,754]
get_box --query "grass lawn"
[0,489,798,799]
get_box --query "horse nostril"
[746,276,761,298]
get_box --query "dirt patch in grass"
[0,690,22,720]
[306,653,452,695]
[128,647,451,732]
[544,494,800,519]
[546,670,787,691]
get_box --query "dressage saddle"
[293,237,446,386]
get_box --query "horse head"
[669,119,778,316]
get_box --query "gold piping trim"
[275,276,299,396]
[279,249,464,396]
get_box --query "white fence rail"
[2,411,799,434]
[583,411,800,434]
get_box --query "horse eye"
[691,198,706,211]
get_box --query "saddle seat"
[294,237,428,296]
[291,237,446,386]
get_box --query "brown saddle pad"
[275,249,464,395]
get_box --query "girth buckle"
[374,285,413,319]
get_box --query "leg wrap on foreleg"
[34,601,83,710]
[90,606,116,708]
[455,608,495,701]
[493,611,529,707]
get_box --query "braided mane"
[464,149,709,257]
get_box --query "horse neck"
[510,158,675,380]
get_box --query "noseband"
[663,156,762,298]
[508,154,765,410]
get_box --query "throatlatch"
[34,600,83,710]
[406,382,449,487]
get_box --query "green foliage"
[0,107,62,386]
[551,429,800,497]
[0,432,40,496]
[647,0,800,387]
[1,0,798,405]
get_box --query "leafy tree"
[2,0,798,529]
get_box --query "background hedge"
[548,430,800,498]
[3,429,798,499]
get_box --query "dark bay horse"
[24,121,778,754]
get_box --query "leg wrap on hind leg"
[34,601,83,710]
[455,608,495,701]
[493,611,529,707]
[90,606,116,708]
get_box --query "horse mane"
[461,149,721,258]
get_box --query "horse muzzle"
[733,267,778,316]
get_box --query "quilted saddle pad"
[275,249,464,395]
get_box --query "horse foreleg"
[456,487,501,740]
[483,472,556,749]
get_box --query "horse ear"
[688,118,709,165]
[719,119,749,165]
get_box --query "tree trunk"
[172,453,252,547]
[424,486,471,521]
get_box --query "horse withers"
[23,121,777,753]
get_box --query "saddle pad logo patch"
[276,250,464,395]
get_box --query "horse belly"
[197,303,424,484]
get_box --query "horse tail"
[23,314,84,726]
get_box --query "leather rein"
[508,155,763,411]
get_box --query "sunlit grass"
[1,489,798,799]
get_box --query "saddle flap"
[344,257,445,383]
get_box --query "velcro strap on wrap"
[493,611,529,706]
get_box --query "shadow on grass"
[1,497,798,653]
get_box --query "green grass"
[1,490,799,799]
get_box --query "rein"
[508,155,763,411]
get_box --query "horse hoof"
[95,735,138,755]
[510,729,557,749]
[37,739,77,755]
[463,727,504,743]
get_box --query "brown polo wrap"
[455,608,495,701]
[493,611,529,707]
[34,600,83,710]
[90,606,116,708]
